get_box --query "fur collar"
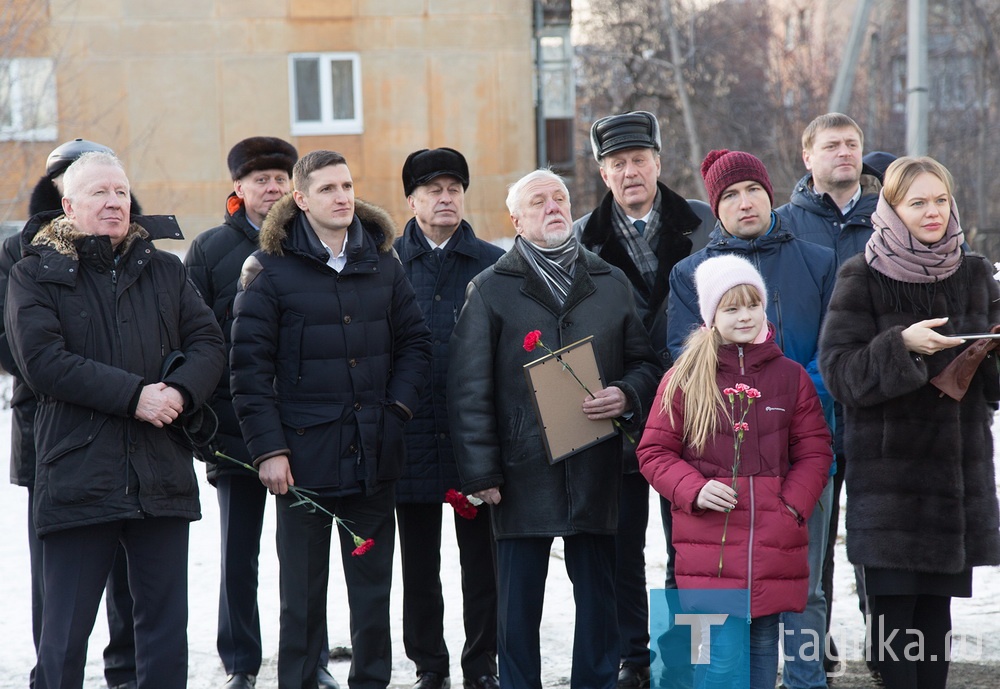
[30,215,148,259]
[259,193,396,256]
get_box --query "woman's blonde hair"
[661,283,763,454]
[881,156,953,208]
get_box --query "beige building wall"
[2,1,537,244]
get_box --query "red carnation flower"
[746,388,761,399]
[734,383,750,393]
[523,330,542,352]
[445,488,479,520]
[351,538,375,557]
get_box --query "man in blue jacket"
[393,148,503,689]
[774,112,885,684]
[230,150,432,689]
[667,149,837,689]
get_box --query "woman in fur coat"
[819,156,1000,689]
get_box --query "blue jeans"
[696,613,780,689]
[780,480,834,688]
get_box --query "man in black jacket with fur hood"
[0,138,143,689]
[4,150,225,689]
[230,150,432,689]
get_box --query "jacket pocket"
[156,288,181,352]
[38,411,115,506]
[58,295,95,358]
[276,310,306,385]
[376,401,408,481]
[279,402,350,488]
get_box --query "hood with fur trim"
[28,216,148,260]
[258,193,396,256]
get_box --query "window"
[289,53,363,136]
[0,58,57,142]
[538,26,574,167]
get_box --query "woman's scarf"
[865,191,964,284]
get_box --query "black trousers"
[659,496,678,588]
[35,518,189,689]
[866,594,952,689]
[616,472,650,667]
[497,534,619,689]
[26,486,136,689]
[396,501,498,680]
[275,486,396,689]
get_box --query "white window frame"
[0,57,58,142]
[288,52,363,136]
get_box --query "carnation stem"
[538,340,635,444]
[214,451,366,547]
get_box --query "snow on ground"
[0,400,998,688]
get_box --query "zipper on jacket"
[737,345,745,375]
[746,475,755,625]
[773,289,784,351]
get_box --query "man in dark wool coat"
[449,169,660,689]
[393,147,503,689]
[0,138,145,689]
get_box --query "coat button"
[349,444,357,454]
[343,315,352,324]
[349,358,357,367]
[354,402,362,410]
[296,428,305,435]
[434,294,442,301]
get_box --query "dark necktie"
[633,219,647,235]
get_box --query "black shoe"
[223,674,256,689]
[414,671,451,689]
[464,675,499,689]
[617,663,650,689]
[317,666,341,689]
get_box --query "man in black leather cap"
[0,138,141,689]
[574,112,703,688]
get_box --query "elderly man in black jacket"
[1,137,144,689]
[4,151,225,689]
[448,169,660,689]
[394,148,503,689]
[230,150,432,689]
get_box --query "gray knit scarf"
[515,234,579,306]
[866,192,964,284]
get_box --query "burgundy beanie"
[700,149,774,217]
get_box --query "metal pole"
[534,0,547,167]
[906,0,928,156]
[829,0,875,114]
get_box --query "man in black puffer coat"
[5,151,225,689]
[393,148,504,689]
[185,136,340,689]
[0,138,145,689]
[230,150,432,689]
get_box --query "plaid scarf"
[515,234,578,306]
[611,189,661,319]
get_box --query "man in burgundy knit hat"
[665,150,837,688]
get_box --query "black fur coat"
[819,253,1000,573]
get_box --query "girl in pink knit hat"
[637,255,832,688]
